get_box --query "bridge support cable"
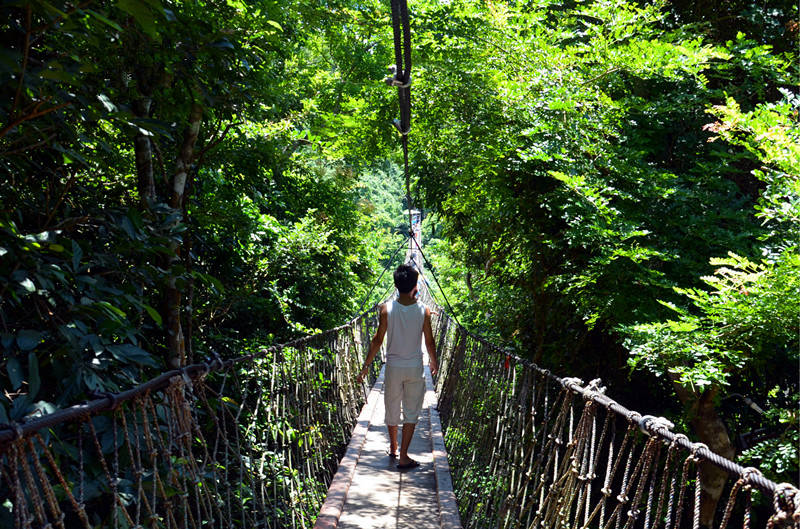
[350,234,409,320]
[387,0,414,238]
[408,229,799,529]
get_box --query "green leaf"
[116,0,161,40]
[27,353,40,400]
[18,278,35,292]
[120,216,137,239]
[87,9,123,32]
[16,330,43,351]
[96,301,127,318]
[6,358,23,390]
[107,344,158,367]
[71,240,83,272]
[143,304,162,326]
[9,397,30,421]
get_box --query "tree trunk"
[182,168,196,365]
[465,271,479,302]
[165,102,202,368]
[671,378,736,528]
[132,98,156,203]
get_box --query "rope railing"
[1,241,797,529]
[419,282,800,529]
[0,303,385,529]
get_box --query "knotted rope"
[0,304,384,529]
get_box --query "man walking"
[356,264,438,469]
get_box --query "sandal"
[397,459,420,470]
[385,448,398,458]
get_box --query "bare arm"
[356,304,388,384]
[423,307,438,376]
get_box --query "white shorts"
[384,364,425,425]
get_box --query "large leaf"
[116,0,161,40]
[107,344,158,367]
[6,357,22,390]
[71,240,83,273]
[142,304,163,326]
[27,352,40,400]
[16,330,43,351]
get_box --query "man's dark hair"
[394,264,419,294]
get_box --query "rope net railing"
[0,305,384,529]
[421,284,800,529]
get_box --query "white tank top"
[385,300,426,368]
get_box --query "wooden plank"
[318,348,461,529]
[315,368,386,529]
[426,367,463,529]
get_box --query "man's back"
[385,300,425,367]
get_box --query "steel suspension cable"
[387,0,413,236]
[350,235,409,320]
[409,235,463,328]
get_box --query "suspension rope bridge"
[0,1,798,528]
[0,253,798,529]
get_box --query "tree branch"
[0,102,72,139]
[194,122,239,167]
[11,5,32,119]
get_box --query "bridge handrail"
[411,237,798,518]
[0,301,382,445]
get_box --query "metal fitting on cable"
[561,376,583,390]
[638,415,675,436]
[585,378,606,394]
[178,367,194,389]
[741,466,762,485]
[392,118,410,135]
[672,433,690,446]
[384,74,412,88]
[89,390,122,411]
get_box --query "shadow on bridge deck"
[315,359,460,529]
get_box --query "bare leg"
[387,425,398,456]
[398,422,417,465]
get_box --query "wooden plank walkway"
[316,358,461,529]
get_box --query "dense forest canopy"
[0,0,797,518]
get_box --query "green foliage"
[405,0,791,364]
[738,390,799,482]
[1,0,403,525]
[625,252,799,390]
[0,0,797,515]
[706,93,800,231]
[0,0,399,430]
[625,93,799,481]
